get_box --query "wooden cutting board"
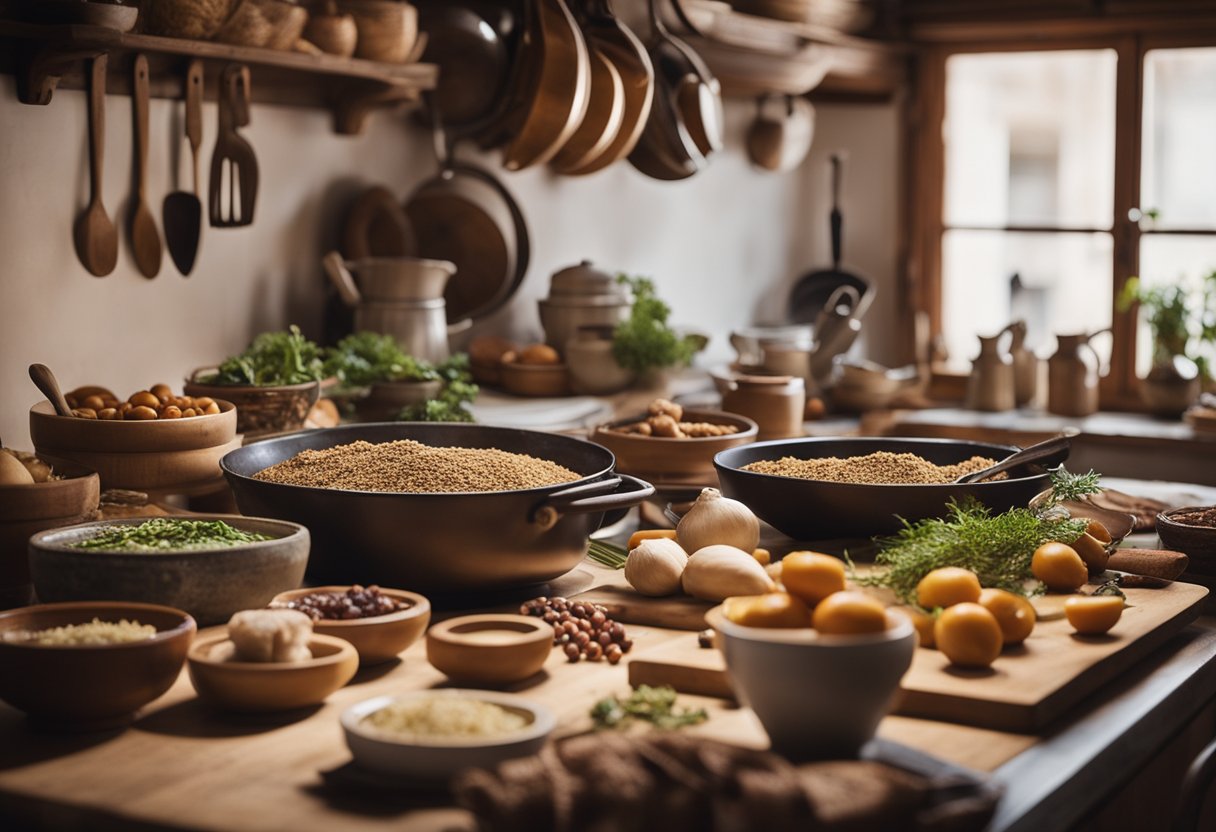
[629,581,1210,733]
[572,586,715,631]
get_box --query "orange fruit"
[723,593,812,629]
[811,591,888,635]
[916,567,982,610]
[1064,595,1124,635]
[780,551,847,607]
[934,603,1003,668]
[978,588,1036,645]
[1031,542,1088,592]
[902,606,936,648]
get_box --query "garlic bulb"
[624,538,688,597]
[676,488,759,554]
[682,544,774,601]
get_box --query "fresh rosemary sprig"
[588,539,629,569]
[852,498,1088,604]
[1043,467,1103,508]
[590,685,708,730]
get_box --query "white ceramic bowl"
[706,606,915,759]
[341,690,555,782]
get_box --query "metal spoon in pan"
[954,434,1074,484]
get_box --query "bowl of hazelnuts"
[590,398,758,486]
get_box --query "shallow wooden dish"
[426,614,553,683]
[271,586,430,665]
[499,362,571,397]
[35,436,243,492]
[29,515,309,626]
[341,690,555,781]
[30,399,237,453]
[1157,506,1216,577]
[184,373,321,438]
[0,601,196,730]
[590,409,758,481]
[187,631,358,712]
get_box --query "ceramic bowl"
[426,614,553,683]
[29,515,310,626]
[499,362,571,397]
[1157,506,1216,577]
[0,462,100,608]
[591,410,759,484]
[341,690,555,780]
[351,380,444,423]
[706,605,914,759]
[270,586,431,665]
[184,372,322,437]
[0,601,196,730]
[187,631,358,712]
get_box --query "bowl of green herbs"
[28,515,309,626]
[185,326,328,437]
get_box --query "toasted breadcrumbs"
[741,451,999,485]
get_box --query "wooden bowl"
[342,0,419,63]
[341,690,555,781]
[1157,506,1216,577]
[0,601,196,730]
[35,437,243,492]
[184,374,321,438]
[0,464,100,608]
[29,399,237,453]
[590,409,759,483]
[351,380,444,423]
[270,586,430,665]
[187,631,358,712]
[29,515,309,627]
[426,614,553,683]
[499,362,571,398]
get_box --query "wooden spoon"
[29,364,74,417]
[130,53,162,278]
[73,54,118,277]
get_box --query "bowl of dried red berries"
[270,585,430,665]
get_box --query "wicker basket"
[213,0,309,50]
[141,0,236,39]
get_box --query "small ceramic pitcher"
[1005,320,1041,408]
[966,331,1016,412]
[1047,329,1111,417]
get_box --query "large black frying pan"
[788,154,872,324]
[222,423,653,593]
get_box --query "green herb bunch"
[397,353,479,423]
[611,275,700,374]
[205,325,327,386]
[590,685,708,731]
[324,332,439,388]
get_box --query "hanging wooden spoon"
[163,60,204,276]
[130,53,162,278]
[73,54,118,277]
[28,364,74,417]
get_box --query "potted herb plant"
[1118,271,1216,415]
[611,275,704,391]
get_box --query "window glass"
[941,230,1113,370]
[944,50,1117,229]
[1141,48,1216,229]
[1135,235,1216,375]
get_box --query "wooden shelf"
[0,20,437,135]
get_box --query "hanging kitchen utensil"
[28,364,74,418]
[404,121,530,323]
[74,54,118,278]
[746,93,814,172]
[500,0,591,171]
[414,0,514,134]
[209,64,258,228]
[163,60,204,276]
[557,0,654,176]
[342,186,416,260]
[549,32,625,173]
[788,154,873,324]
[129,54,162,278]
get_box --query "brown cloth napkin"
[454,733,998,832]
[1085,489,1171,533]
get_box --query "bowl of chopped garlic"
[590,400,758,487]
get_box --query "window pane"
[940,230,1113,371]
[1134,235,1216,375]
[1142,48,1216,229]
[944,50,1117,229]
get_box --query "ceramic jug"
[966,331,1016,412]
[718,374,805,440]
[1005,320,1041,408]
[1047,329,1110,417]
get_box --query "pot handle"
[447,318,474,336]
[322,250,361,307]
[530,474,656,530]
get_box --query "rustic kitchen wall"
[0,76,898,447]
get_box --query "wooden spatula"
[130,53,162,278]
[208,64,258,228]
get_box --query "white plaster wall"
[0,73,899,448]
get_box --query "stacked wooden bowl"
[29,401,239,494]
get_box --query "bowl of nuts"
[30,383,238,492]
[590,399,758,487]
[270,585,431,665]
